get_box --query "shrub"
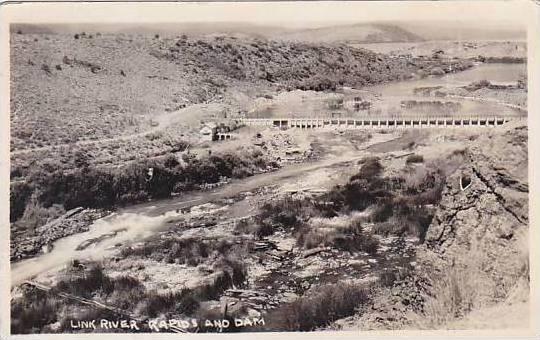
[378,267,413,288]
[54,266,114,298]
[10,182,32,222]
[254,197,316,237]
[372,204,433,242]
[415,267,485,328]
[296,218,379,254]
[11,291,61,334]
[339,179,390,212]
[296,227,327,249]
[339,219,379,254]
[140,289,198,317]
[41,64,51,74]
[370,201,394,223]
[13,192,65,233]
[113,275,144,291]
[406,154,424,164]
[351,158,383,180]
[266,283,369,331]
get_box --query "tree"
[19,191,51,231]
[10,182,33,222]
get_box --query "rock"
[425,127,528,293]
[246,308,262,318]
[302,246,330,258]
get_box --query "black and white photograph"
[1,0,538,337]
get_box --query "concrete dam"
[239,116,525,129]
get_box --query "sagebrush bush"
[406,154,424,164]
[254,197,317,237]
[140,289,199,317]
[371,204,433,242]
[414,268,483,328]
[351,158,384,180]
[55,265,114,298]
[14,193,65,231]
[266,283,369,331]
[370,201,394,223]
[11,292,61,334]
[295,217,379,254]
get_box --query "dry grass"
[266,283,369,331]
[296,215,379,254]
[415,267,484,328]
[11,290,62,334]
[412,232,530,329]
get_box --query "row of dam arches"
[239,116,525,129]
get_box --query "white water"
[11,211,183,285]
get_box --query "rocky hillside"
[10,32,468,151]
[345,123,529,330]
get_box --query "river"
[11,133,398,286]
[10,62,526,286]
[254,63,526,118]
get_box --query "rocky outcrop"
[345,124,529,330]
[424,125,528,289]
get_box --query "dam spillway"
[238,116,525,129]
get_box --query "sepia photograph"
[1,0,538,337]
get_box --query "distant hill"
[272,23,424,43]
[11,23,289,38]
[12,21,525,43]
[398,21,526,41]
[11,22,423,43]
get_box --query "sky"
[0,0,529,30]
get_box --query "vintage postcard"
[0,0,539,338]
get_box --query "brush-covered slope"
[11,32,462,151]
